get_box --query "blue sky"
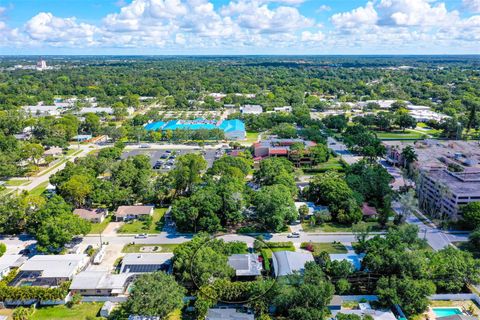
[0,0,479,54]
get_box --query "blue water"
[432,308,463,317]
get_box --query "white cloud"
[24,12,98,46]
[331,2,378,29]
[316,5,331,13]
[301,30,325,42]
[464,0,480,13]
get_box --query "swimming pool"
[432,308,463,317]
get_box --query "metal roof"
[20,254,89,279]
[272,251,314,277]
[70,271,132,292]
[227,254,262,277]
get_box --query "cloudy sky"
[0,0,479,55]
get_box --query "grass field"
[302,221,381,233]
[314,156,344,171]
[122,243,179,253]
[29,181,49,196]
[375,129,425,140]
[89,215,112,234]
[5,179,29,186]
[245,131,260,143]
[301,242,348,254]
[31,303,102,320]
[118,208,166,234]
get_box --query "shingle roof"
[116,206,154,217]
[73,208,106,220]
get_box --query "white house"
[0,255,25,280]
[240,105,263,115]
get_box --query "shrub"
[13,306,35,320]
[0,243,6,257]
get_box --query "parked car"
[140,144,151,148]
[135,233,148,239]
[287,232,300,238]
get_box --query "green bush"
[0,243,6,257]
[13,306,35,320]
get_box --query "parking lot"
[121,147,221,172]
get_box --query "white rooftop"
[70,271,131,293]
[336,309,396,320]
[272,251,314,277]
[122,253,173,265]
[0,254,25,271]
[20,254,88,279]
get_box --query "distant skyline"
[0,0,479,55]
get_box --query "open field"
[31,303,102,320]
[118,208,166,234]
[375,129,425,140]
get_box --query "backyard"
[118,208,167,234]
[31,303,103,320]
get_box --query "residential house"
[273,106,292,113]
[43,147,63,157]
[227,254,262,279]
[72,134,93,142]
[272,251,314,277]
[240,105,263,115]
[206,309,254,320]
[70,271,133,296]
[115,205,154,221]
[73,208,107,223]
[120,253,173,274]
[0,255,25,280]
[329,253,365,271]
[12,254,89,287]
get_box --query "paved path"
[7,144,99,193]
[327,137,362,165]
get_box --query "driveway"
[86,244,125,272]
[102,222,124,236]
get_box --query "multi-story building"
[418,168,480,220]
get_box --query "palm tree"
[401,145,418,175]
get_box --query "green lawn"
[122,243,179,253]
[258,242,296,259]
[301,242,348,254]
[31,303,102,320]
[5,179,29,186]
[313,156,344,171]
[29,181,49,196]
[89,215,112,234]
[245,131,260,143]
[36,158,68,177]
[375,129,425,140]
[302,221,381,233]
[118,208,166,234]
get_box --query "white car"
[287,232,300,238]
[135,233,147,239]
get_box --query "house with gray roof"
[272,251,314,277]
[228,254,262,278]
[120,253,173,274]
[206,308,254,320]
[70,271,133,296]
